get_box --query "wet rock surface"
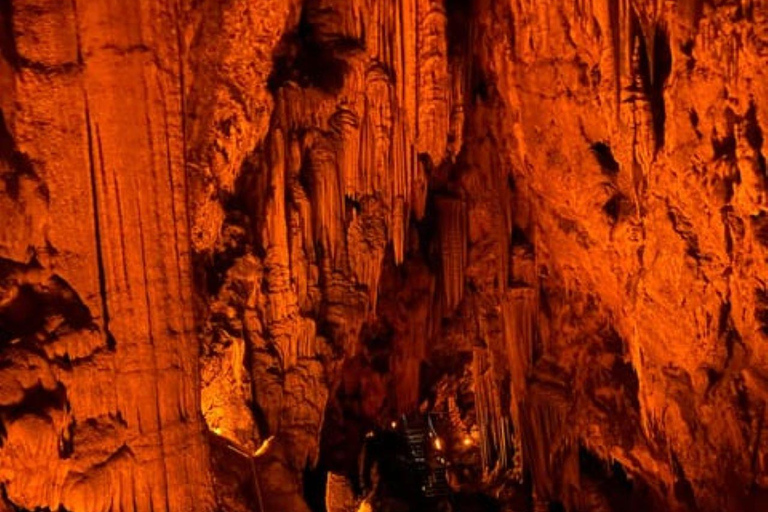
[1,1,768,511]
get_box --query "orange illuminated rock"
[1,0,768,511]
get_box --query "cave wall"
[1,0,768,511]
[495,1,768,510]
[0,0,214,510]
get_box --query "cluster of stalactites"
[268,0,452,299]
[472,348,515,473]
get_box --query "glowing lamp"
[254,436,275,457]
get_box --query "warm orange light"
[213,427,222,435]
[434,438,443,450]
[253,435,275,457]
[463,436,473,447]
[390,421,397,428]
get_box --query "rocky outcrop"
[0,0,213,510]
[2,1,768,511]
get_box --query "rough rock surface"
[1,0,768,511]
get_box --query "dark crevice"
[681,39,696,74]
[84,99,115,350]
[268,3,356,95]
[743,102,767,178]
[590,142,620,176]
[303,462,327,512]
[59,420,75,459]
[756,288,768,337]
[415,192,443,272]
[360,322,394,374]
[578,445,660,512]
[719,301,745,371]
[0,109,38,201]
[603,192,630,224]
[0,273,93,345]
[345,195,362,219]
[713,108,737,162]
[200,149,258,297]
[0,382,68,424]
[667,206,705,260]
[689,109,702,138]
[650,26,672,151]
[671,451,697,510]
[713,133,737,162]
[718,300,733,339]
[470,68,491,104]
[752,212,768,248]
[632,18,672,152]
[0,0,19,69]
[510,225,533,251]
[445,0,474,60]
[548,501,566,512]
[744,103,764,151]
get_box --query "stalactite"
[307,135,345,262]
[628,36,655,209]
[518,398,570,502]
[416,0,451,165]
[502,288,536,467]
[436,196,467,312]
[390,124,411,263]
[263,128,307,368]
[472,348,515,473]
[330,106,362,201]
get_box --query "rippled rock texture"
[1,1,768,511]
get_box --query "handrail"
[226,442,266,512]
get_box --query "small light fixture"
[434,438,443,451]
[366,431,374,438]
[213,427,222,435]
[463,436,473,447]
[254,436,275,457]
[391,421,397,429]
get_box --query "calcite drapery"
[0,0,214,511]
[2,0,768,511]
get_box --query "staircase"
[401,415,451,499]
[424,464,450,498]
[405,425,427,463]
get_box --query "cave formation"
[1,0,768,511]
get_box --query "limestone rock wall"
[0,0,214,511]
[1,0,768,511]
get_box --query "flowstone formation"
[1,1,768,511]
